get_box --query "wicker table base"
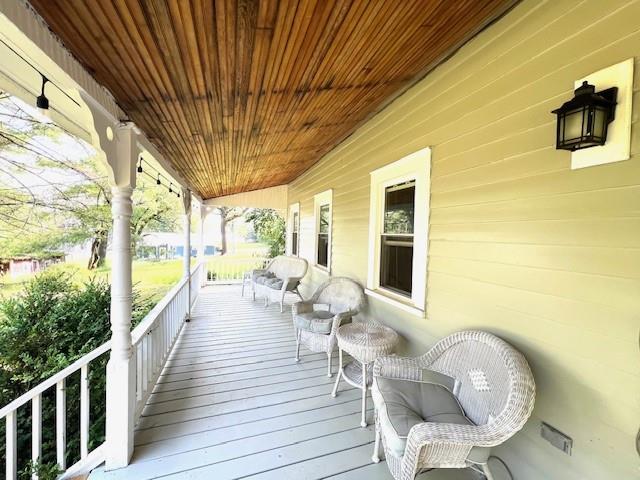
[331,322,398,427]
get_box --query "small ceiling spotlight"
[137,157,143,173]
[156,174,161,185]
[169,183,173,194]
[36,75,49,112]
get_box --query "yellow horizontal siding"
[288,0,640,478]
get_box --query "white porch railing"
[205,256,270,283]
[0,261,205,480]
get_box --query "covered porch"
[1,0,638,479]
[89,284,479,480]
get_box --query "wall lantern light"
[552,81,617,151]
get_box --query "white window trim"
[366,147,431,316]
[313,189,333,273]
[287,202,300,256]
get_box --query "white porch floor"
[90,285,481,480]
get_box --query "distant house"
[0,253,65,278]
[137,232,218,260]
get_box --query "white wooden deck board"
[89,285,480,480]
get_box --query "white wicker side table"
[331,322,399,427]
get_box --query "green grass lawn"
[0,243,271,302]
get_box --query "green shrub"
[0,271,154,474]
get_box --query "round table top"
[337,322,399,364]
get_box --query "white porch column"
[182,189,191,279]
[104,123,138,470]
[198,205,207,287]
[182,189,192,320]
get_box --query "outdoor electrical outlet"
[541,422,573,455]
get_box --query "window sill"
[365,288,425,318]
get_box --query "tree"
[213,206,246,255]
[0,93,180,268]
[245,209,285,257]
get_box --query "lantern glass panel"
[563,107,586,142]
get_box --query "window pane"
[293,212,299,233]
[380,235,413,296]
[317,233,329,267]
[319,204,330,233]
[292,232,298,255]
[384,182,415,234]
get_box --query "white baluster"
[56,379,66,469]
[6,410,17,480]
[80,364,90,459]
[32,394,42,480]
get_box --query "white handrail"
[0,342,111,419]
[1,261,205,480]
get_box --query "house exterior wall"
[288,1,640,478]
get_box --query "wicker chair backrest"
[313,277,366,315]
[267,255,308,280]
[424,331,534,430]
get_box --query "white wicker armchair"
[292,277,366,377]
[371,330,535,480]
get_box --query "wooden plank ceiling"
[30,0,514,199]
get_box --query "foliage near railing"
[0,264,203,479]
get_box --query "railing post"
[6,411,17,480]
[182,188,192,321]
[104,124,137,470]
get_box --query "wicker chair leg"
[360,361,367,427]
[280,290,285,313]
[327,353,332,377]
[295,330,301,362]
[331,348,343,397]
[481,463,495,480]
[372,420,381,463]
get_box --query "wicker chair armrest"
[281,276,303,292]
[330,311,353,335]
[292,300,314,315]
[373,355,423,381]
[401,423,496,475]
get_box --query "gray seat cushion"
[293,310,335,334]
[374,376,489,462]
[255,272,275,284]
[264,277,284,290]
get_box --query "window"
[314,190,333,271]
[288,203,300,256]
[367,148,431,316]
[380,181,415,296]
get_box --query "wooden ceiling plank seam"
[213,0,235,192]
[96,0,203,180]
[261,1,400,163]
[232,0,259,187]
[235,0,278,190]
[253,0,339,161]
[168,0,222,185]
[248,0,316,186]
[51,0,142,107]
[141,0,213,188]
[114,0,211,191]
[191,0,224,184]
[194,0,227,192]
[238,0,301,190]
[256,0,367,171]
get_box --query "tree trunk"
[219,215,227,255]
[87,230,108,269]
